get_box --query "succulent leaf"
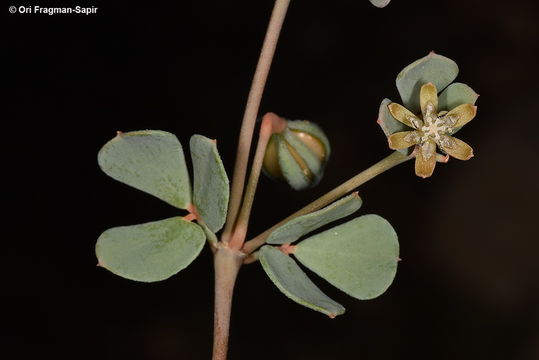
[98,130,191,209]
[295,215,399,300]
[190,135,230,233]
[259,245,345,317]
[438,82,479,111]
[396,53,459,113]
[96,217,205,282]
[267,193,363,245]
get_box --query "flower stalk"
[229,113,287,250]
[212,245,245,360]
[222,0,291,244]
[213,1,291,359]
[242,150,412,254]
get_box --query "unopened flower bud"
[263,119,330,190]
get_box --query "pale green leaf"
[259,246,345,317]
[396,53,459,113]
[98,130,191,209]
[295,215,399,300]
[190,135,230,233]
[438,82,479,111]
[96,217,205,282]
[267,193,363,245]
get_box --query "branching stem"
[229,113,286,250]
[242,151,412,254]
[222,0,291,243]
[212,2,291,359]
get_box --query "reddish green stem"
[222,0,291,244]
[242,151,412,255]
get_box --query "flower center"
[420,106,451,143]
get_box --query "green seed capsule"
[263,120,330,190]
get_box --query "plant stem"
[222,0,291,244]
[242,151,412,254]
[212,246,244,360]
[229,113,286,250]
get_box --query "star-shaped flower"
[387,83,477,178]
[376,52,479,179]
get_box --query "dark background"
[6,0,539,359]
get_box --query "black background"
[6,0,539,359]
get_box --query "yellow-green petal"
[388,131,420,150]
[388,103,422,129]
[445,104,477,128]
[438,136,474,160]
[415,142,437,178]
[420,83,438,119]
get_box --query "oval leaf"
[267,193,363,245]
[369,0,391,8]
[98,130,191,209]
[96,217,205,282]
[259,246,345,317]
[438,82,479,111]
[295,215,399,300]
[396,53,459,113]
[190,135,230,233]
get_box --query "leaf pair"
[259,194,399,317]
[96,131,229,282]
